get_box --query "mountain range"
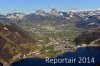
[0,9,100,66]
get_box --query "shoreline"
[1,44,100,66]
[10,45,100,65]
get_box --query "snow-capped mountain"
[6,13,26,19]
[49,9,60,16]
[34,10,47,16]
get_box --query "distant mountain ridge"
[0,9,100,19]
[0,9,100,32]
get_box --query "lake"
[11,47,100,66]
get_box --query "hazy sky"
[0,0,100,13]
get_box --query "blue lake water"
[11,47,100,66]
